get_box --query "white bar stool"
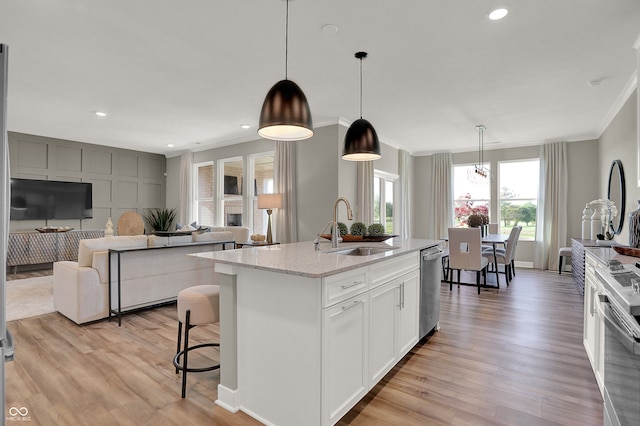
[173,285,220,398]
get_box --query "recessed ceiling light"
[321,24,338,35]
[488,8,509,20]
[166,144,174,148]
[241,124,251,129]
[95,111,107,117]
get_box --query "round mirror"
[607,160,625,235]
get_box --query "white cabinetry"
[584,251,605,396]
[369,269,419,384]
[396,270,420,356]
[322,292,369,425]
[230,250,423,426]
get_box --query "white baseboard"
[216,385,240,413]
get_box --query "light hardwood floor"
[5,267,601,425]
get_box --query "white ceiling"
[2,0,640,157]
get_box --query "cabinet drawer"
[323,267,369,308]
[370,252,419,289]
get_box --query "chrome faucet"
[332,197,353,248]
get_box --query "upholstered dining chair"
[447,227,489,294]
[482,223,500,252]
[482,226,522,286]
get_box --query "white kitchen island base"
[195,239,440,426]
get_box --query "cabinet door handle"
[341,281,363,290]
[401,282,405,309]
[341,300,361,311]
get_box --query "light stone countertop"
[191,238,442,278]
[585,246,638,266]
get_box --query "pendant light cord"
[480,126,483,166]
[285,0,289,80]
[355,52,368,119]
[359,56,363,119]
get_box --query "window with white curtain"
[374,171,398,233]
[453,164,491,226]
[499,159,539,240]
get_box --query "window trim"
[497,158,539,240]
[193,161,215,227]
[453,163,491,227]
[374,170,399,233]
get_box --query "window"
[195,153,275,232]
[195,162,214,226]
[499,160,539,240]
[453,164,490,226]
[219,157,244,227]
[374,171,397,233]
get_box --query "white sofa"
[53,227,249,324]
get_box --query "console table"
[7,230,104,271]
[107,240,236,326]
[571,238,600,295]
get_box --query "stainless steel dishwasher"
[420,246,443,340]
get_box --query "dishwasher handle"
[422,248,443,261]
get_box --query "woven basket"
[117,211,145,236]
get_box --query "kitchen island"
[192,238,441,426]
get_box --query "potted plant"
[144,207,177,232]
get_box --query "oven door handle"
[598,295,640,355]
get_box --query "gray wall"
[8,132,166,232]
[297,124,400,241]
[412,155,432,240]
[598,89,638,245]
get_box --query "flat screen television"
[10,178,93,220]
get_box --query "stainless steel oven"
[599,293,640,426]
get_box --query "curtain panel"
[274,141,298,243]
[429,152,453,240]
[534,142,568,270]
[356,161,374,224]
[399,150,412,239]
[178,152,193,226]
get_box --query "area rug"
[5,276,54,321]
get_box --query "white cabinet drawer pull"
[341,280,363,289]
[341,300,361,311]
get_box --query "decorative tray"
[36,227,74,233]
[612,245,640,258]
[320,234,398,242]
[152,230,194,237]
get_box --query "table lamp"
[258,193,283,243]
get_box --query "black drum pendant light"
[342,51,381,161]
[258,0,313,141]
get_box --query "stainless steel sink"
[328,246,397,256]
